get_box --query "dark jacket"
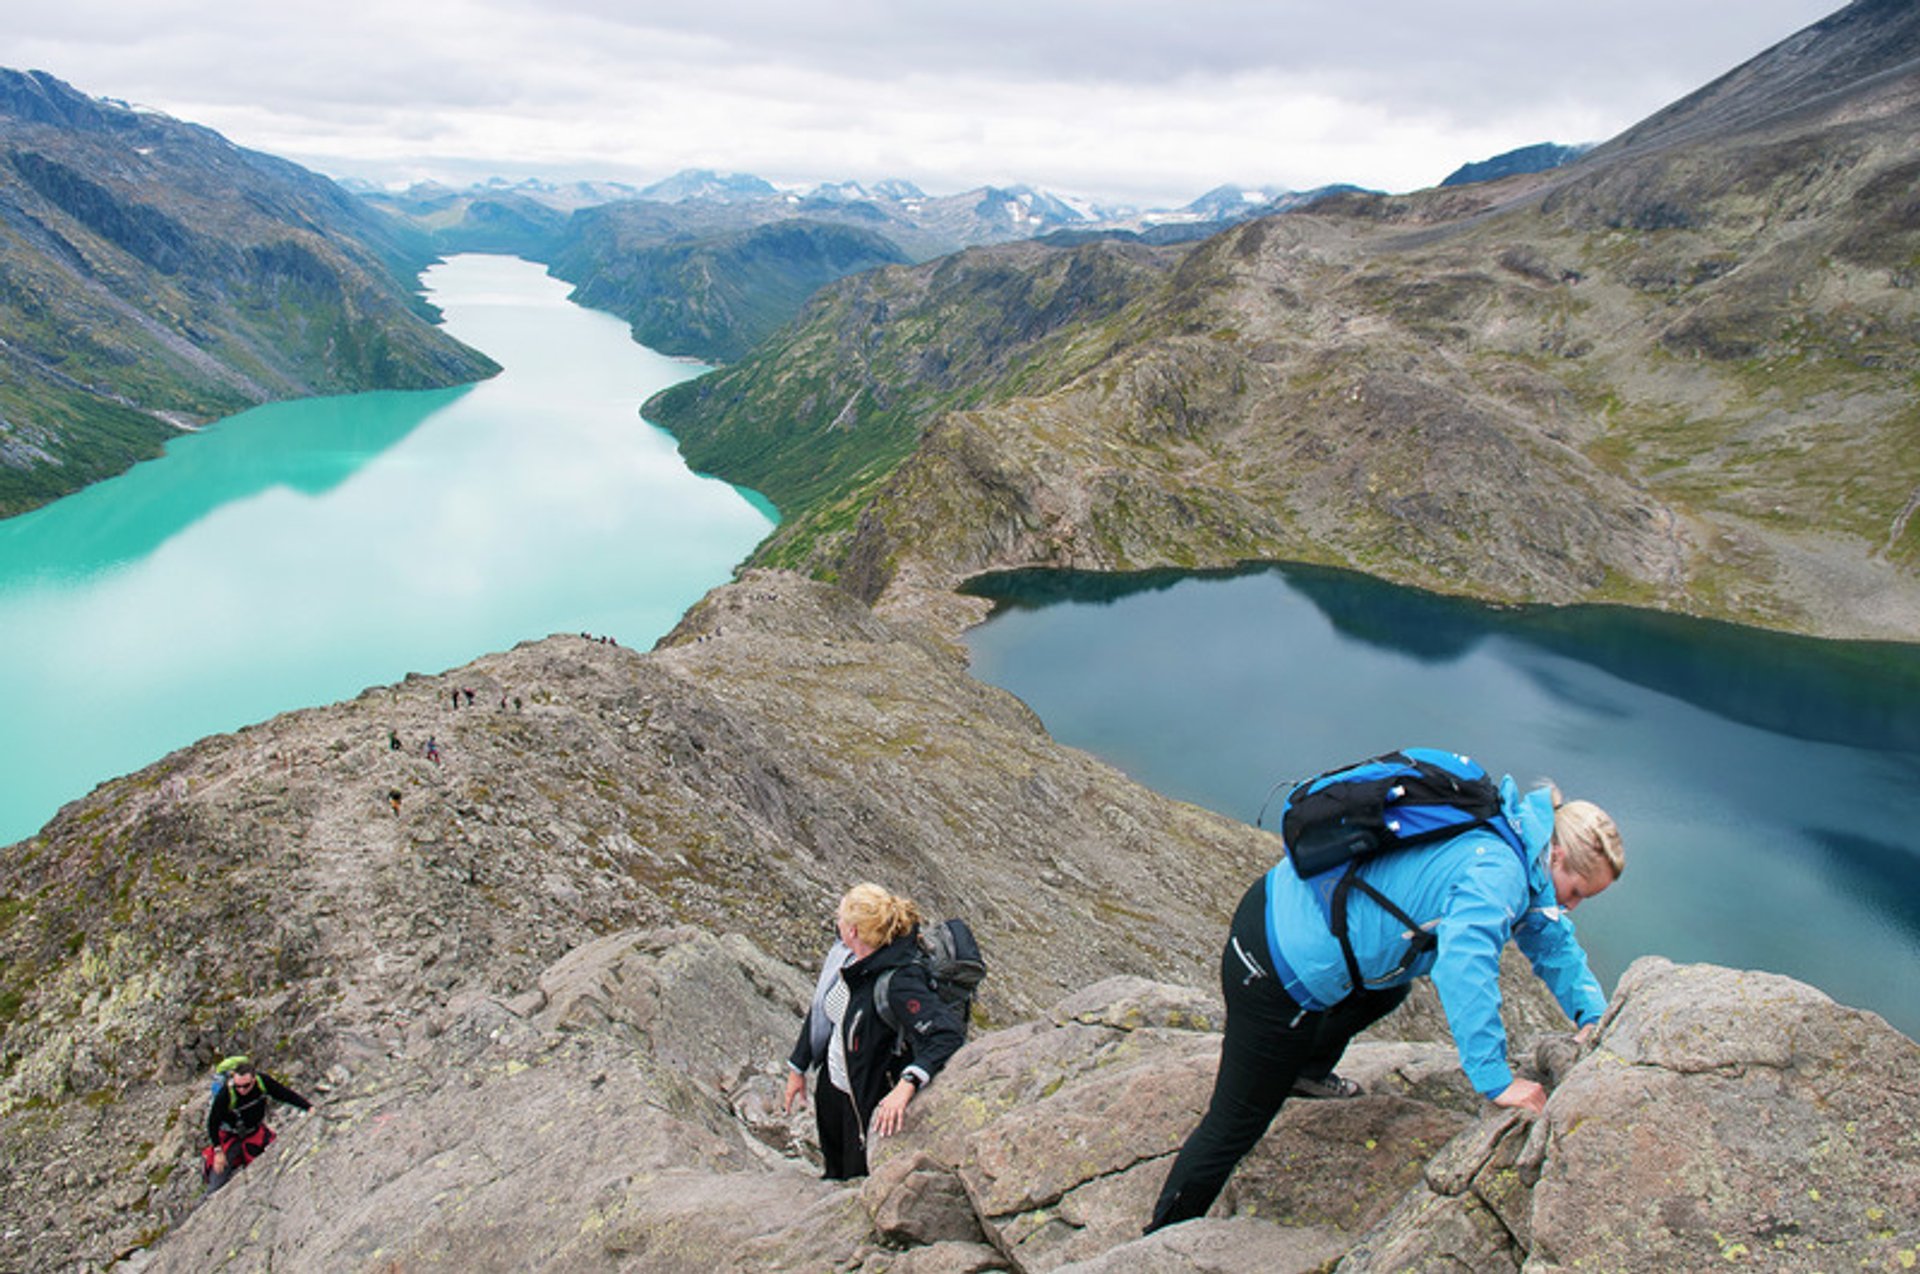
[208,1072,310,1144]
[790,933,966,1128]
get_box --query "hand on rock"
[873,1081,914,1138]
[1492,1078,1547,1116]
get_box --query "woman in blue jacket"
[1147,773,1624,1232]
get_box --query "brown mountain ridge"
[648,0,1920,642]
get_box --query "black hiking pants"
[815,1074,868,1180]
[1147,875,1410,1232]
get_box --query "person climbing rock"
[782,883,966,1179]
[203,1058,311,1192]
[1147,757,1624,1233]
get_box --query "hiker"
[782,883,966,1179]
[387,788,402,815]
[1146,768,1623,1232]
[388,729,401,751]
[203,1058,311,1192]
[424,736,440,765]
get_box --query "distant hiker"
[1146,753,1624,1233]
[463,687,476,706]
[783,883,966,1179]
[203,1058,311,1192]
[513,696,523,712]
[451,688,460,709]
[388,788,402,815]
[388,729,402,751]
[425,736,440,765]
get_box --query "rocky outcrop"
[137,956,1920,1273]
[140,927,839,1272]
[1339,957,1920,1271]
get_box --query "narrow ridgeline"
[0,573,1913,1270]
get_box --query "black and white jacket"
[789,932,966,1127]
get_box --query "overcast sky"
[14,0,1846,207]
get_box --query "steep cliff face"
[0,69,498,517]
[645,2,1920,641]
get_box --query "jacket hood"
[1501,775,1558,904]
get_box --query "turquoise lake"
[0,254,774,846]
[963,565,1920,1038]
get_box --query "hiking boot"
[1291,1072,1363,1100]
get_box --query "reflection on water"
[0,387,469,585]
[964,563,1920,1038]
[0,255,772,846]
[970,563,1920,751]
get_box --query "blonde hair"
[837,882,924,948]
[1549,791,1625,882]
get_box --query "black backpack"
[874,917,986,1036]
[1259,747,1525,993]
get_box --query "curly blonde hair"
[837,882,925,948]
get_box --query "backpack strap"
[872,968,900,1034]
[1329,862,1440,997]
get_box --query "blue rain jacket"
[1264,776,1607,1096]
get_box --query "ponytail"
[837,883,925,947]
[1551,796,1625,881]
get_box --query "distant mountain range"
[645,0,1920,641]
[361,168,1395,364]
[0,69,496,516]
[365,165,1384,262]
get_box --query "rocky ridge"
[0,572,1270,1266]
[0,571,1914,1271]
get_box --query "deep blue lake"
[963,564,1920,1038]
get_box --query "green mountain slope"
[643,236,1185,565]
[548,212,912,363]
[644,0,1920,640]
[0,70,498,517]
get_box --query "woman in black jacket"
[783,883,966,1178]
